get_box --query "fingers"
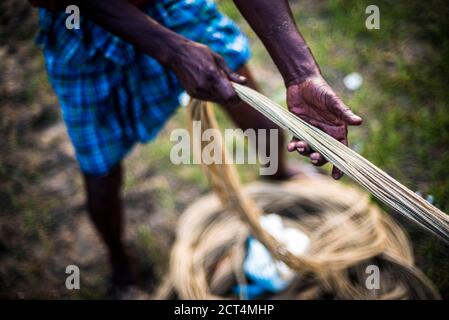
[327,94,363,126]
[287,138,327,167]
[309,152,327,166]
[193,62,241,105]
[201,54,242,105]
[340,105,363,126]
[287,138,311,155]
[289,136,342,178]
[286,139,297,152]
[304,78,363,126]
[214,54,247,84]
[330,136,348,179]
[212,74,241,106]
[332,166,344,180]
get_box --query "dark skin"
[73,0,362,178]
[37,0,363,287]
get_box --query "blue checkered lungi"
[37,0,250,175]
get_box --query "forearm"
[73,0,189,66]
[233,0,319,85]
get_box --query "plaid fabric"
[37,0,250,175]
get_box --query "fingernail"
[297,147,304,152]
[352,115,363,123]
[311,159,318,164]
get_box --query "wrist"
[141,29,191,67]
[153,35,187,67]
[280,43,321,86]
[265,37,321,86]
[282,62,320,87]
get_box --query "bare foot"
[111,252,136,288]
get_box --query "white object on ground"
[243,214,310,293]
[179,91,190,107]
[343,72,363,91]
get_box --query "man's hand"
[169,41,246,105]
[286,75,362,179]
[234,0,364,180]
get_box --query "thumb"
[330,96,363,125]
[332,165,344,180]
[214,54,246,84]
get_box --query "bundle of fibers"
[232,83,449,243]
[156,100,439,300]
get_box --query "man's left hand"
[286,75,363,179]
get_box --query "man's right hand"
[168,41,246,105]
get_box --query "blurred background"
[1,0,448,299]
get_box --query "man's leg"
[82,163,133,287]
[221,65,301,180]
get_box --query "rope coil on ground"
[158,178,439,299]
